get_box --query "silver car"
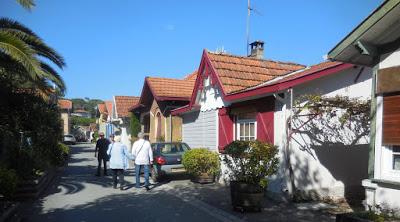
[63,134,76,145]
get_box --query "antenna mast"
[246,0,250,56]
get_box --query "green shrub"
[0,167,19,199]
[222,140,279,188]
[182,148,220,176]
[51,143,70,166]
[130,113,141,140]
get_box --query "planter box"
[14,169,56,200]
[230,181,264,212]
[336,213,373,222]
[191,173,215,184]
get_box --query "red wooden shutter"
[383,94,400,145]
[256,98,274,144]
[218,107,234,152]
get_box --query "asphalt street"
[20,143,241,222]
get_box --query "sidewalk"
[165,180,341,222]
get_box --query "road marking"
[164,184,244,222]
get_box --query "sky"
[1,0,382,100]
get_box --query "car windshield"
[159,143,189,156]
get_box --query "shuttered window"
[383,94,400,145]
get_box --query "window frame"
[235,114,257,141]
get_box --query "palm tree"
[0,18,66,95]
[16,0,35,10]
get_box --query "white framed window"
[235,112,257,141]
[393,146,400,171]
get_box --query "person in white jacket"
[131,132,153,190]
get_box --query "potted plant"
[222,140,279,212]
[182,148,220,184]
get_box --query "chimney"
[249,40,264,59]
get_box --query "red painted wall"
[256,98,274,144]
[218,107,234,152]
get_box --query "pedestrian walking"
[94,132,110,176]
[132,132,153,191]
[107,135,131,190]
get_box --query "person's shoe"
[145,186,150,191]
[113,185,117,189]
[120,186,123,191]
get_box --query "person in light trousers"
[107,135,131,190]
[131,132,153,191]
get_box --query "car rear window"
[159,143,189,156]
[64,135,73,138]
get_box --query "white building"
[173,47,372,202]
[328,0,400,214]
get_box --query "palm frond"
[40,62,66,93]
[0,31,41,80]
[16,0,35,10]
[0,18,65,68]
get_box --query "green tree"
[130,113,141,139]
[0,18,66,96]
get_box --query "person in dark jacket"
[95,132,111,176]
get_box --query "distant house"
[71,109,91,118]
[130,73,196,143]
[173,44,372,201]
[58,99,72,135]
[104,101,114,138]
[96,103,107,135]
[328,0,400,213]
[112,96,140,148]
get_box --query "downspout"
[170,114,173,142]
[285,88,296,199]
[368,66,378,178]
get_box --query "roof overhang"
[328,0,400,67]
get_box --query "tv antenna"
[246,0,263,56]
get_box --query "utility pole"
[246,0,251,56]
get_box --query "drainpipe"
[285,88,296,199]
[170,114,173,142]
[368,66,378,178]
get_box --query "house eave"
[328,0,400,67]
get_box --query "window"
[393,146,400,171]
[236,113,256,141]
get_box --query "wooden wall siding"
[377,66,400,94]
[383,94,400,145]
[182,110,217,151]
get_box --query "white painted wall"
[198,77,230,111]
[272,66,372,200]
[363,46,400,212]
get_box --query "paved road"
[21,143,240,222]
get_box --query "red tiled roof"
[58,99,72,110]
[147,77,195,99]
[207,51,306,94]
[105,101,113,116]
[261,61,343,87]
[97,103,107,114]
[183,70,198,80]
[115,96,140,118]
